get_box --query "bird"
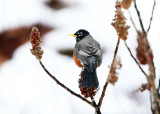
[69,29,102,90]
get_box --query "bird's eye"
[80,32,83,35]
[78,32,83,36]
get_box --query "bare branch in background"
[157,79,160,104]
[124,41,148,78]
[45,0,69,10]
[147,0,156,33]
[133,0,146,36]
[128,10,139,33]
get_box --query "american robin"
[69,29,102,90]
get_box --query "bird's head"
[69,29,89,42]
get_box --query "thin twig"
[98,82,109,108]
[151,61,156,79]
[150,80,160,114]
[150,92,154,114]
[128,10,138,33]
[133,0,146,36]
[147,0,156,33]
[98,38,120,108]
[113,38,120,59]
[124,41,148,78]
[158,79,160,98]
[90,96,101,114]
[39,61,93,107]
[157,79,160,109]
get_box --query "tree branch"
[89,96,101,114]
[133,0,146,36]
[147,0,156,33]
[98,38,120,108]
[128,10,138,33]
[39,61,93,107]
[124,41,148,78]
[98,82,109,108]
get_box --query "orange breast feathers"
[73,52,83,67]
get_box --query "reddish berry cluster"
[136,32,153,65]
[136,48,153,65]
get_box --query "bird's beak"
[69,34,77,37]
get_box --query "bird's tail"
[82,68,99,88]
[81,56,99,88]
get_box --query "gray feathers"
[74,35,102,67]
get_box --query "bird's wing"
[74,43,101,60]
[81,42,102,56]
[81,45,100,56]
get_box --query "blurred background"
[0,0,160,114]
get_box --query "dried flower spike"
[30,27,43,61]
[122,0,133,9]
[111,1,130,40]
[136,31,153,65]
[107,57,121,85]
